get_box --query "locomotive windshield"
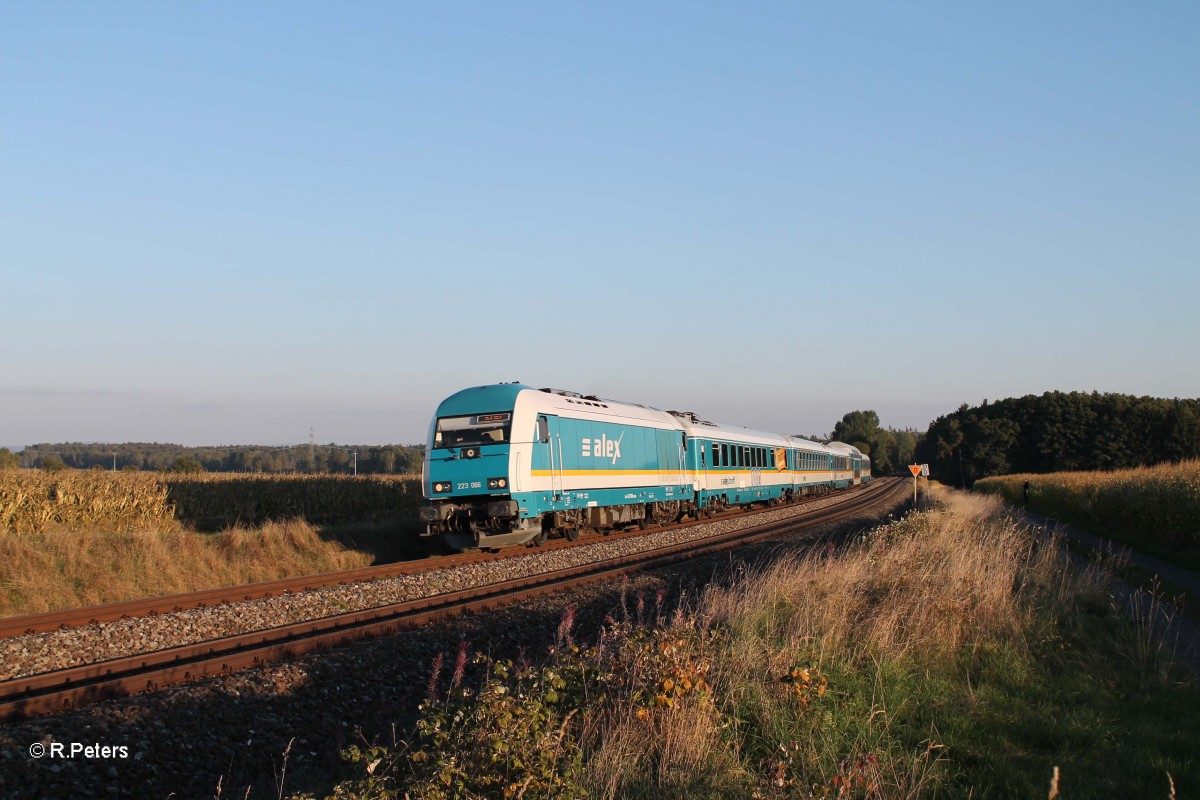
[434,412,513,449]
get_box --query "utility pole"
[352,451,358,476]
[112,452,117,472]
[309,427,315,469]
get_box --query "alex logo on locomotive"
[580,432,624,464]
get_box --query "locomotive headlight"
[433,481,452,493]
[487,477,508,490]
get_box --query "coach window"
[711,442,719,467]
[720,443,728,466]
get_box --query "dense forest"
[14,442,425,474]
[916,391,1200,486]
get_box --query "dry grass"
[581,486,1105,798]
[974,460,1200,547]
[704,490,1057,664]
[0,519,373,615]
[315,484,1197,799]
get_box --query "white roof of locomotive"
[520,387,683,429]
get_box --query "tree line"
[800,410,924,477]
[12,391,1197,484]
[14,442,426,474]
[916,391,1200,486]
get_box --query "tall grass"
[312,486,1198,798]
[0,519,374,615]
[581,488,1076,797]
[974,460,1200,549]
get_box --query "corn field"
[974,459,1200,547]
[0,470,424,534]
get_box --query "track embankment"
[0,479,903,721]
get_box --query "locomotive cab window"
[434,413,513,449]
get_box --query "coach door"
[537,415,563,500]
[679,432,688,489]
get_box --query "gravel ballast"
[0,490,870,681]
[0,484,908,800]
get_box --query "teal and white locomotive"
[419,383,869,550]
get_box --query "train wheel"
[531,527,548,547]
[564,526,580,542]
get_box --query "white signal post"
[908,464,922,506]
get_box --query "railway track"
[0,482,879,639]
[0,478,904,722]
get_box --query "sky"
[2,2,1198,448]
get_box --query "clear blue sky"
[3,2,1197,447]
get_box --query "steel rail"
[0,479,904,722]
[0,483,876,638]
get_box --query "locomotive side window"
[435,412,514,449]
